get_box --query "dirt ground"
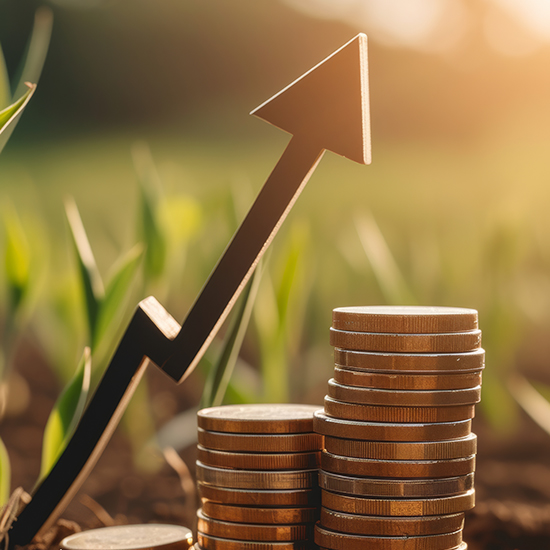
[2,341,550,549]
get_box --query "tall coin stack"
[313,306,484,550]
[195,404,323,550]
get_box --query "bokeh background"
[2,0,550,543]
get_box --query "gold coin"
[197,446,320,471]
[314,524,463,550]
[313,411,472,442]
[327,380,481,407]
[319,471,475,498]
[201,501,318,525]
[334,349,485,373]
[198,428,323,453]
[323,434,477,460]
[323,396,475,423]
[197,533,311,550]
[333,366,483,391]
[332,306,478,334]
[320,508,464,536]
[196,462,318,490]
[322,489,476,516]
[198,482,321,507]
[197,510,313,542]
[321,451,475,478]
[330,328,481,353]
[197,404,321,434]
[60,525,193,550]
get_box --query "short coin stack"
[313,306,484,550]
[195,404,323,550]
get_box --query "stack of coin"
[314,306,484,550]
[195,404,323,550]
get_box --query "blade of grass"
[508,373,550,436]
[65,198,105,345]
[94,244,143,350]
[0,45,9,110]
[12,7,53,100]
[0,437,10,506]
[39,347,91,481]
[0,84,36,155]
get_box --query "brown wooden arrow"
[8,33,370,547]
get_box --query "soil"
[2,340,550,549]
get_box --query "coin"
[332,306,478,334]
[197,446,320,471]
[313,411,472,442]
[314,524,463,550]
[323,396,475,423]
[330,328,481,353]
[323,434,477,460]
[198,483,321,507]
[196,462,318,490]
[327,379,481,407]
[197,533,311,550]
[201,501,318,524]
[60,525,193,550]
[333,366,483,391]
[197,510,313,542]
[333,349,485,373]
[197,405,321,434]
[319,508,464,536]
[320,451,475,478]
[322,489,476,516]
[319,471,475,498]
[317,526,463,550]
[198,428,323,453]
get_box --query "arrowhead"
[251,34,371,165]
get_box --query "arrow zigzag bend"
[8,32,371,547]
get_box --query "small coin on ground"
[197,533,311,550]
[196,462,318,490]
[327,379,482,407]
[60,525,193,550]
[333,366,483,390]
[313,411,472,442]
[198,428,323,453]
[197,445,320,470]
[332,306,478,334]
[201,501,318,525]
[323,396,475,423]
[330,327,482,353]
[314,523,463,550]
[197,510,313,541]
[322,489,476,516]
[197,404,321,434]
[319,471,475,498]
[320,451,475,478]
[323,433,477,460]
[198,483,320,507]
[333,348,485,373]
[320,508,465,536]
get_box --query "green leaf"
[12,7,53,100]
[94,244,144,350]
[3,203,31,316]
[39,347,91,480]
[0,84,36,155]
[65,198,104,345]
[0,436,10,506]
[133,143,167,283]
[0,45,10,110]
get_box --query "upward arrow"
[8,33,371,547]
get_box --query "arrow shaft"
[163,136,324,381]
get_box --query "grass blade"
[508,373,550,436]
[65,198,104,345]
[0,84,36,155]
[0,45,9,110]
[94,244,143,350]
[0,437,10,506]
[12,7,53,100]
[39,347,91,481]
